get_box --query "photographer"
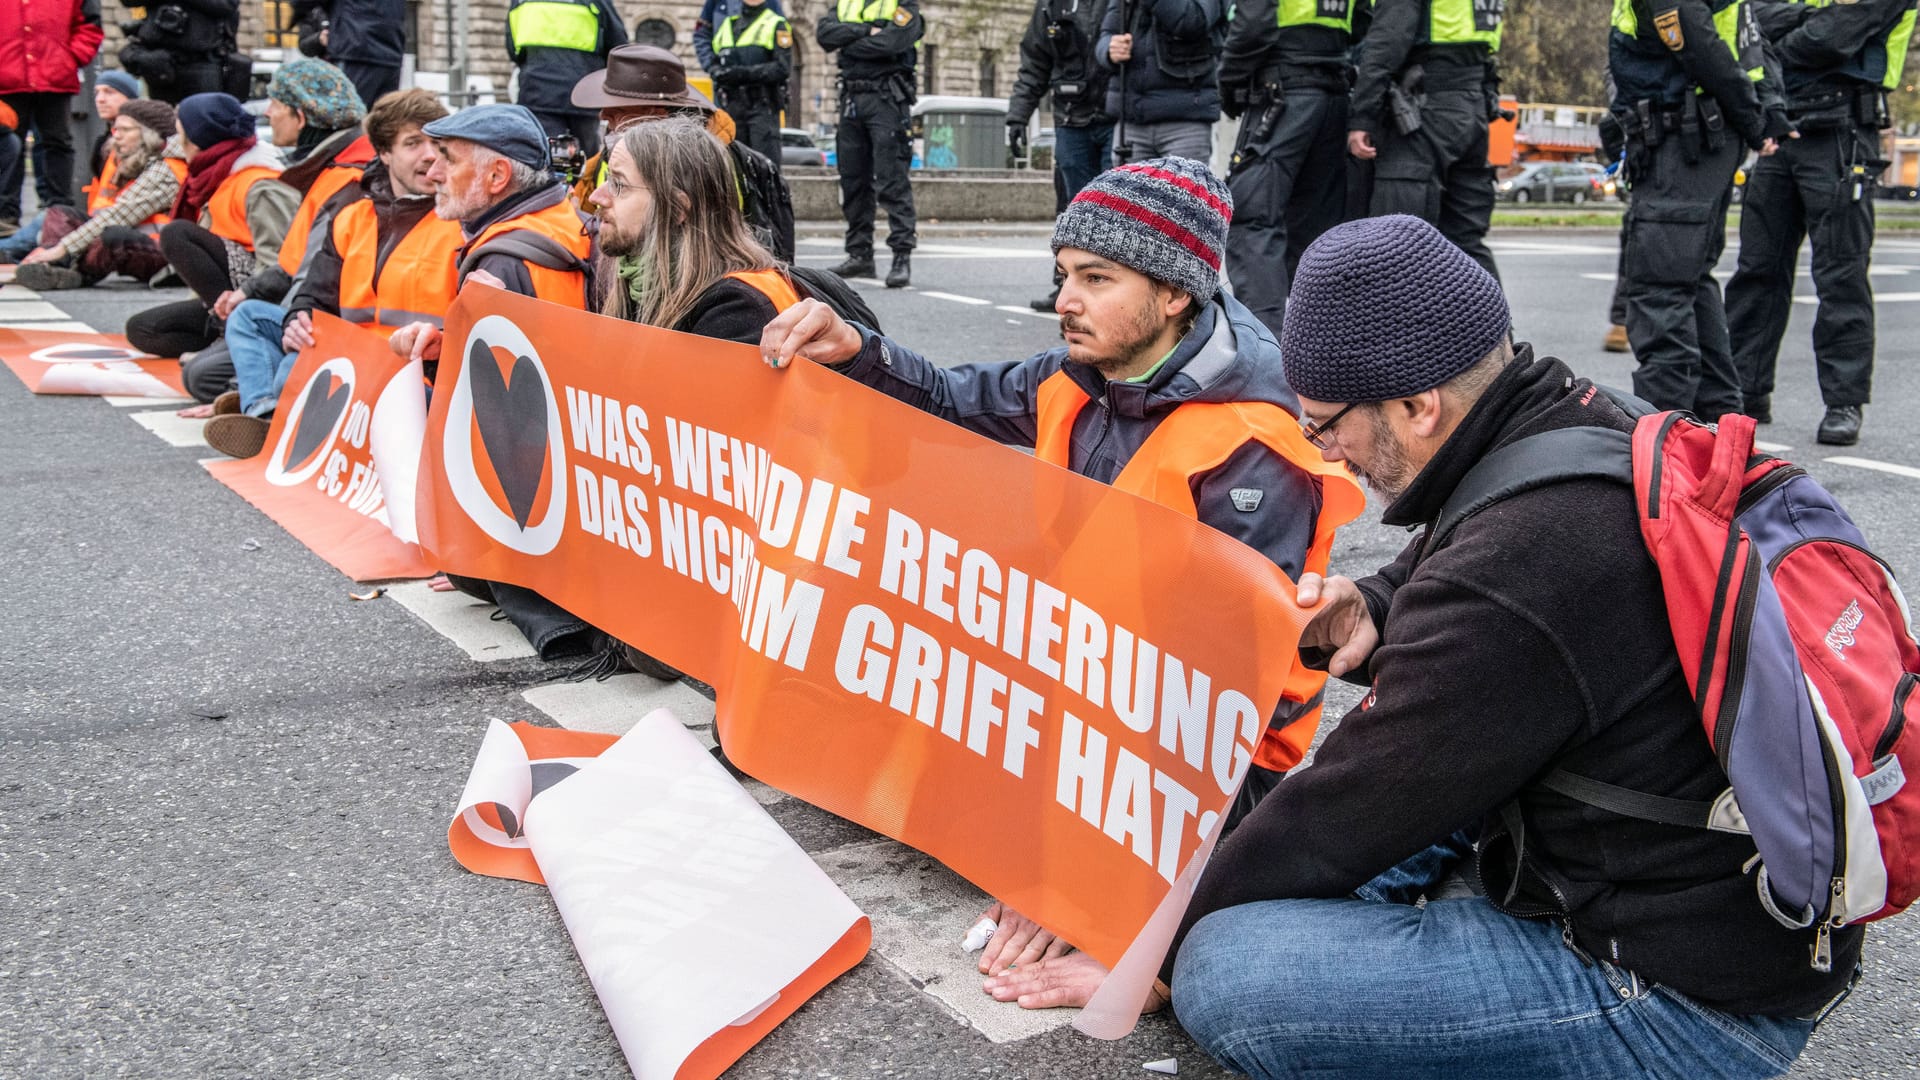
[117,0,245,105]
[1007,0,1113,311]
[1,0,104,226]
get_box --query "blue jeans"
[227,298,300,414]
[1054,121,1114,203]
[1172,848,1816,1078]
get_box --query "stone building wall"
[98,0,1035,132]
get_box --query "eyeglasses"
[1300,402,1359,450]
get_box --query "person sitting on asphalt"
[386,103,600,662]
[0,71,143,259]
[173,58,374,419]
[567,43,794,262]
[1158,215,1860,1078]
[204,88,458,459]
[759,156,1365,993]
[122,94,298,364]
[12,99,185,290]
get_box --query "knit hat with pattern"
[1050,156,1230,302]
[1281,215,1511,403]
[268,59,368,130]
[119,99,177,139]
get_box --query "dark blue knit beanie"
[1281,215,1511,402]
[177,93,256,149]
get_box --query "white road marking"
[0,301,81,321]
[523,673,718,742]
[0,284,44,299]
[0,320,97,332]
[105,395,193,407]
[799,238,1054,260]
[1825,456,1920,481]
[1798,291,1920,304]
[920,291,992,305]
[129,410,209,447]
[384,580,538,661]
[1753,440,1793,453]
[996,304,1057,319]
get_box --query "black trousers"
[836,87,916,259]
[1225,87,1350,339]
[532,109,602,162]
[0,92,76,216]
[125,220,235,358]
[445,574,593,660]
[1621,130,1744,419]
[148,60,233,105]
[728,102,783,174]
[1724,122,1879,407]
[340,61,402,111]
[1370,87,1499,282]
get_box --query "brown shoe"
[204,414,271,459]
[1602,324,1630,353]
[212,390,241,416]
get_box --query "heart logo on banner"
[285,372,352,469]
[467,338,551,530]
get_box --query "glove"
[1220,80,1249,120]
[1007,121,1029,158]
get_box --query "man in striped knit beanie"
[759,155,1366,1010]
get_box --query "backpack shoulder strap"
[458,230,589,279]
[1423,425,1634,559]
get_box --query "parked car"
[1497,161,1614,204]
[780,128,827,168]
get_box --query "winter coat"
[508,0,631,117]
[1008,0,1113,130]
[1172,348,1862,1018]
[1095,0,1225,125]
[0,0,104,95]
[318,0,407,68]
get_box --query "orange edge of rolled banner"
[673,916,874,1080]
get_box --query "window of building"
[633,17,676,49]
[979,49,997,96]
[922,43,938,95]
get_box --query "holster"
[1679,99,1701,164]
[1699,97,1726,154]
[1388,65,1425,136]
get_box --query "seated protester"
[760,157,1364,987]
[0,72,139,255]
[568,44,794,261]
[14,100,186,290]
[175,58,373,417]
[206,88,457,459]
[123,94,297,361]
[1160,216,1860,1077]
[388,104,598,661]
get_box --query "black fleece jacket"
[1169,349,1860,1018]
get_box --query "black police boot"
[828,255,875,279]
[886,252,911,288]
[1745,394,1771,424]
[1817,405,1863,446]
[1029,284,1060,312]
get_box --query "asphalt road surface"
[3,225,1916,1078]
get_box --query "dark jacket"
[1217,0,1356,97]
[694,0,789,73]
[1350,0,1496,137]
[1753,0,1916,103]
[1608,0,1782,149]
[830,289,1322,584]
[1008,0,1113,129]
[247,126,369,305]
[508,0,631,116]
[672,275,782,344]
[318,0,407,68]
[709,7,792,115]
[816,0,924,84]
[1172,350,1861,1018]
[1096,0,1226,125]
[730,140,796,262]
[289,158,436,324]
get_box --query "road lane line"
[995,304,1056,319]
[129,410,209,447]
[385,580,538,660]
[1825,456,1920,481]
[1753,440,1792,453]
[919,291,992,305]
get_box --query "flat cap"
[423,104,551,171]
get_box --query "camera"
[548,133,585,185]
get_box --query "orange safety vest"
[84,153,189,233]
[207,165,284,250]
[722,268,800,312]
[1035,371,1367,772]
[462,198,594,309]
[330,198,465,338]
[278,140,375,275]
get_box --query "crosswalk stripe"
[384,580,538,661]
[129,410,209,447]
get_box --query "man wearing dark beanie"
[761,157,1366,1006]
[1164,215,1857,1078]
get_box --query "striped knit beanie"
[1282,215,1512,402]
[1051,157,1230,302]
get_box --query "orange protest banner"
[0,329,187,397]
[420,284,1310,986]
[206,314,435,582]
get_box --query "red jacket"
[0,0,105,95]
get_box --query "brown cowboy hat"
[571,44,717,113]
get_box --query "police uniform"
[711,3,794,170]
[1610,0,1787,419]
[1723,0,1916,445]
[1351,0,1503,281]
[508,0,629,158]
[1222,0,1361,339]
[816,0,924,287]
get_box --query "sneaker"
[1029,286,1060,312]
[827,255,876,279]
[1816,405,1863,446]
[204,414,271,459]
[14,262,85,291]
[1602,324,1629,353]
[212,390,241,416]
[886,252,911,288]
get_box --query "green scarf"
[616,252,655,311]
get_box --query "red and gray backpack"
[1430,406,1920,971]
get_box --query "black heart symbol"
[467,338,551,529]
[56,347,140,361]
[284,372,351,469]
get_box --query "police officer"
[708,0,793,170]
[694,0,789,73]
[1007,0,1114,311]
[1610,0,1789,419]
[1221,0,1363,339]
[1349,0,1504,281]
[817,0,924,288]
[1724,0,1916,446]
[508,0,630,159]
